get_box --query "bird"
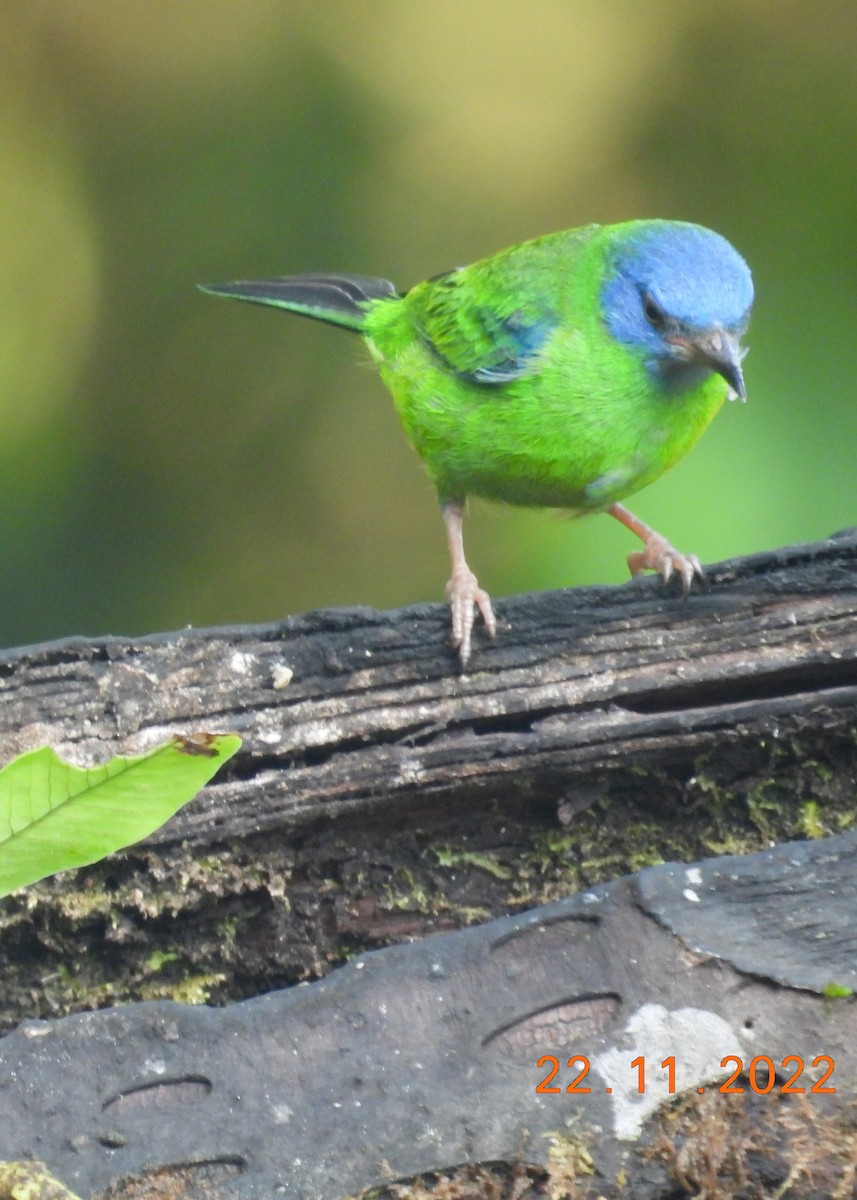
[201,219,753,665]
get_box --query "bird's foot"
[445,566,497,665]
[626,533,704,596]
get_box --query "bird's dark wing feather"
[200,273,398,331]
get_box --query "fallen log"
[0,530,855,1198]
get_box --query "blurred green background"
[2,1,856,648]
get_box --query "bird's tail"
[199,272,398,332]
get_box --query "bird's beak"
[687,327,747,401]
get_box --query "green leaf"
[0,734,241,895]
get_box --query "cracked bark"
[0,529,856,1199]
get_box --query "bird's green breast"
[362,229,729,511]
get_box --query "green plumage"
[362,224,727,510]
[202,218,753,664]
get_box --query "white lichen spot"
[258,728,283,745]
[229,651,256,674]
[594,1004,743,1140]
[395,758,425,786]
[271,663,294,690]
[682,888,701,903]
[685,867,703,885]
[272,1103,293,1124]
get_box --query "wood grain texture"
[0,530,855,845]
[1,531,856,1198]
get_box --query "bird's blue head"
[600,221,754,399]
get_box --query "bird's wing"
[404,226,597,385]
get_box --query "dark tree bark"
[0,530,856,1199]
[3,529,857,841]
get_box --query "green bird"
[202,219,753,664]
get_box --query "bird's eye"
[643,294,667,329]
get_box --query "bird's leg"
[442,500,497,665]
[607,502,703,595]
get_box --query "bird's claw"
[445,566,496,665]
[627,534,704,596]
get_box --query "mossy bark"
[1,530,855,1031]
